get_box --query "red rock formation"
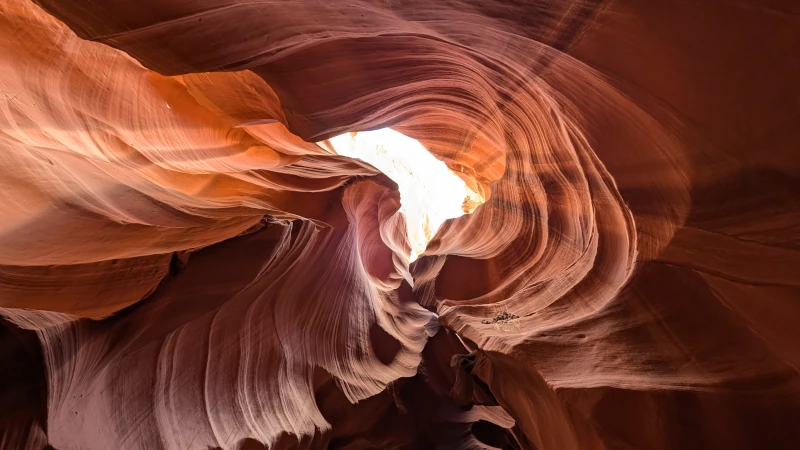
[1,0,799,448]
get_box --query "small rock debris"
[481,311,520,324]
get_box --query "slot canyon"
[0,0,799,448]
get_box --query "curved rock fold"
[1,0,799,448]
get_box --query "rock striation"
[1,0,799,448]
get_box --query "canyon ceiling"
[1,0,799,449]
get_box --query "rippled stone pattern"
[1,0,799,448]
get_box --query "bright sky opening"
[321,128,485,262]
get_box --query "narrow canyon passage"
[0,0,799,449]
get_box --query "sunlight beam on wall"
[321,128,485,262]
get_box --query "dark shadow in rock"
[0,317,48,447]
[369,322,402,365]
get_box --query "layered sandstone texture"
[1,0,799,449]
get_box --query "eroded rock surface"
[1,0,799,448]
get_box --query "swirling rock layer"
[1,0,799,448]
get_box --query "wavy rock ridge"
[1,0,799,448]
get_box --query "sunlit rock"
[323,129,485,261]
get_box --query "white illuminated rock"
[321,128,484,262]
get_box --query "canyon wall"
[1,0,799,448]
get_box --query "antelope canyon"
[1,0,799,448]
